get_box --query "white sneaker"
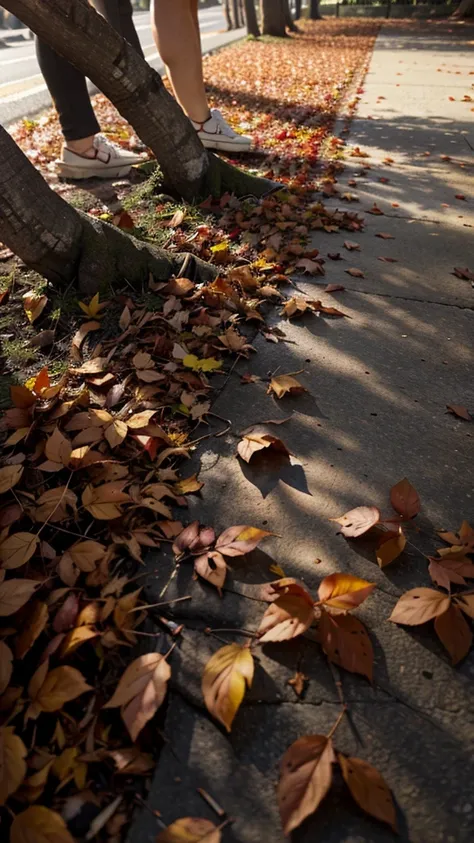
[192,109,252,153]
[57,135,146,179]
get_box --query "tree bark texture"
[309,0,322,19]
[261,0,287,36]
[0,126,216,295]
[231,0,242,27]
[244,0,260,36]
[3,0,273,201]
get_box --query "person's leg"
[152,0,209,123]
[95,0,144,58]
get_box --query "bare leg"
[152,0,210,124]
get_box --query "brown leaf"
[389,588,451,625]
[376,232,395,239]
[15,601,49,659]
[45,427,72,467]
[278,735,335,834]
[71,357,108,375]
[237,432,291,463]
[0,726,27,805]
[390,478,420,519]
[344,240,360,251]
[11,806,74,843]
[53,593,80,633]
[72,320,101,351]
[35,487,77,523]
[104,653,171,741]
[258,582,314,643]
[323,284,345,293]
[345,267,364,278]
[0,464,24,495]
[288,671,308,697]
[105,419,129,448]
[434,604,472,664]
[268,374,307,399]
[23,291,48,323]
[446,404,472,421]
[338,754,397,832]
[318,573,375,613]
[194,551,227,591]
[296,258,325,275]
[0,579,41,616]
[10,385,36,409]
[108,747,154,775]
[319,610,373,681]
[215,525,273,557]
[157,817,221,843]
[0,642,13,695]
[376,530,406,568]
[82,482,130,520]
[202,643,254,732]
[330,505,380,538]
[0,532,39,569]
[61,540,105,573]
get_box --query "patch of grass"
[48,359,69,377]
[122,166,163,211]
[1,338,37,366]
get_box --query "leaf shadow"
[238,449,312,499]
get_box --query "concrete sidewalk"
[131,21,474,843]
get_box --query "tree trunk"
[294,0,302,19]
[244,0,260,36]
[283,0,299,32]
[261,0,287,36]
[3,0,274,201]
[231,0,241,27]
[223,0,233,30]
[0,126,216,295]
[451,0,474,16]
[309,0,322,19]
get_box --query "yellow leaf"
[78,292,106,319]
[318,574,375,612]
[268,374,307,399]
[157,817,222,843]
[183,354,222,372]
[0,726,27,805]
[173,474,204,495]
[11,806,74,843]
[105,419,128,449]
[0,532,39,569]
[202,643,254,732]
[60,625,98,657]
[376,531,406,568]
[104,652,171,741]
[30,666,92,714]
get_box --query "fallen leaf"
[268,374,307,399]
[376,530,406,568]
[376,232,395,240]
[338,754,397,832]
[258,582,314,642]
[29,665,91,718]
[72,320,101,351]
[0,726,27,805]
[11,805,74,843]
[105,419,129,448]
[82,483,130,520]
[0,579,41,616]
[104,652,171,741]
[390,478,420,519]
[194,550,227,591]
[319,610,373,681]
[23,291,48,323]
[215,525,273,557]
[237,432,291,463]
[344,240,360,251]
[278,735,335,834]
[345,268,364,278]
[318,573,375,613]
[202,643,254,732]
[78,292,106,319]
[173,474,204,495]
[10,385,36,409]
[157,817,221,843]
[330,505,380,537]
[0,532,39,569]
[35,487,77,523]
[288,671,308,697]
[389,588,451,625]
[15,601,49,658]
[0,642,13,695]
[446,404,472,421]
[434,604,472,664]
[0,464,24,495]
[183,354,222,372]
[323,284,345,293]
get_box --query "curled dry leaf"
[446,404,472,421]
[172,521,216,557]
[376,530,406,568]
[390,478,420,519]
[434,604,472,665]
[338,754,397,832]
[72,320,101,351]
[104,652,171,741]
[318,573,375,613]
[10,805,74,843]
[319,609,373,681]
[194,550,227,591]
[0,532,39,569]
[278,735,335,834]
[389,588,451,626]
[330,505,380,538]
[0,726,27,805]
[237,432,291,463]
[258,581,314,643]
[157,817,222,843]
[202,643,254,732]
[268,374,307,399]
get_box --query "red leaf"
[390,478,420,519]
[434,604,472,664]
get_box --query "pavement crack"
[343,288,474,310]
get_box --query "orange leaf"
[376,530,406,568]
[157,817,221,843]
[338,754,397,832]
[390,478,420,519]
[29,666,91,715]
[33,367,51,395]
[202,643,254,732]
[10,385,36,409]
[318,573,375,612]
[258,582,314,642]
[278,735,335,834]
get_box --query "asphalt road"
[0,6,245,127]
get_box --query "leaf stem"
[326,705,347,741]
